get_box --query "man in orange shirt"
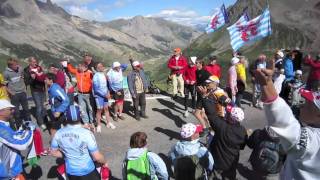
[65,62,94,128]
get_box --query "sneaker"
[141,115,148,119]
[184,110,189,118]
[96,125,101,133]
[107,122,116,129]
[40,124,47,130]
[118,115,126,120]
[113,115,119,122]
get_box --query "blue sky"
[47,0,237,26]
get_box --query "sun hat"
[226,105,245,122]
[180,123,203,138]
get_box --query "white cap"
[132,61,140,67]
[180,123,203,139]
[276,51,284,58]
[295,70,302,75]
[190,56,197,64]
[112,62,121,68]
[231,57,239,65]
[0,100,14,110]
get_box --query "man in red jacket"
[305,54,320,91]
[183,56,197,117]
[205,55,221,78]
[167,48,188,99]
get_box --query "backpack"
[126,150,152,180]
[174,154,207,180]
[251,140,282,174]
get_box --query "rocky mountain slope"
[0,0,200,68]
[185,0,320,61]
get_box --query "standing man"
[83,52,96,73]
[50,105,109,180]
[204,55,221,78]
[93,62,115,132]
[0,99,33,179]
[24,57,47,130]
[3,58,31,129]
[107,62,126,121]
[127,61,149,121]
[167,48,188,99]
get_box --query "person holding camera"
[0,99,34,180]
[167,48,188,99]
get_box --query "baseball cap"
[295,70,302,75]
[112,62,121,68]
[0,100,14,110]
[226,105,245,122]
[190,56,197,64]
[174,48,181,53]
[132,61,140,67]
[231,57,240,65]
[299,89,320,110]
[66,105,81,122]
[276,51,284,58]
[205,75,220,84]
[180,123,203,139]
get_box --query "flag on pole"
[227,9,272,51]
[205,4,229,34]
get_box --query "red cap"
[299,88,320,109]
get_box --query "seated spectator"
[44,73,69,136]
[122,131,168,180]
[50,105,108,180]
[254,59,320,179]
[169,123,214,180]
[0,99,33,179]
[208,106,247,180]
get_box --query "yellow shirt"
[0,73,9,100]
[236,63,247,82]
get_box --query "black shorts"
[184,84,196,97]
[196,93,203,109]
[68,169,100,180]
[112,89,124,100]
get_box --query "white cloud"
[69,6,103,21]
[50,0,96,6]
[149,9,211,27]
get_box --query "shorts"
[112,89,125,100]
[95,96,108,109]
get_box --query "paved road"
[22,95,275,180]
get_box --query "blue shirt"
[92,72,109,98]
[107,69,123,92]
[51,124,98,176]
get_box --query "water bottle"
[100,166,110,180]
